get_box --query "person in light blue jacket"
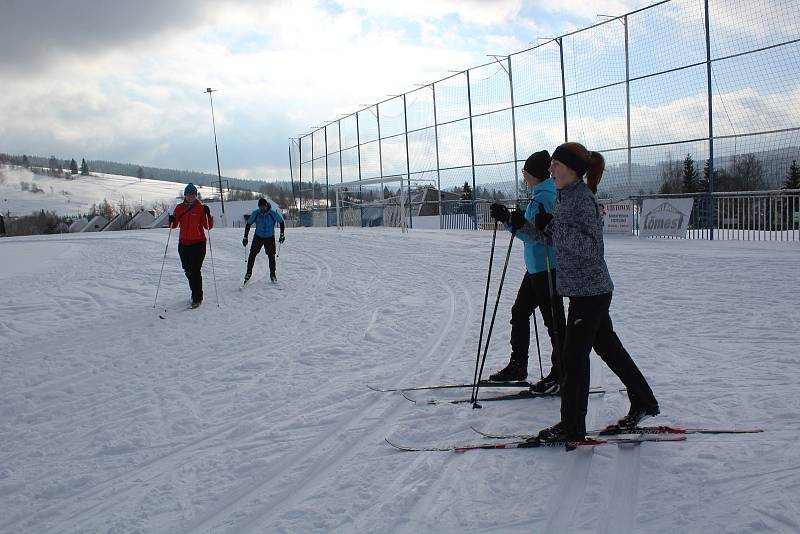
[242,198,286,283]
[488,150,565,393]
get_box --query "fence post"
[624,15,632,193]
[466,70,478,230]
[403,94,413,230]
[311,129,315,212]
[338,118,344,187]
[558,37,568,142]
[432,83,442,229]
[704,0,716,240]
[377,104,384,183]
[299,138,303,211]
[508,55,520,203]
[356,111,363,226]
[325,125,329,213]
[288,140,296,213]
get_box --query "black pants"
[247,235,277,277]
[509,270,565,378]
[178,242,206,303]
[560,292,658,438]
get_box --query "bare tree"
[658,155,683,194]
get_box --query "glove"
[279,234,285,244]
[509,209,526,231]
[168,214,176,224]
[242,237,248,247]
[535,203,553,231]
[489,202,510,223]
[203,205,211,215]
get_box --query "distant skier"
[242,197,286,284]
[510,142,659,446]
[488,150,565,393]
[0,213,6,236]
[169,183,213,308]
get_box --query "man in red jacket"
[169,183,213,308]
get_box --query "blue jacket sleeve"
[246,210,257,225]
[271,209,285,224]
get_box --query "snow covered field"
[1,227,799,533]
[0,166,194,217]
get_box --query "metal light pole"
[204,87,225,214]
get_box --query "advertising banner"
[600,200,633,234]
[640,198,694,238]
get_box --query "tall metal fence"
[290,0,800,238]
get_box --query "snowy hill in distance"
[0,165,219,217]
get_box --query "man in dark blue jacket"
[242,198,286,284]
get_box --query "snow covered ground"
[0,166,198,217]
[1,227,799,533]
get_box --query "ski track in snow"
[1,229,799,533]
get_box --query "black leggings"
[560,292,657,438]
[178,242,206,303]
[509,270,564,378]
[247,235,277,276]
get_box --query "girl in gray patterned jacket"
[509,142,659,446]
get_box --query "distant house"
[81,215,109,232]
[102,212,130,232]
[125,210,155,230]
[68,219,88,233]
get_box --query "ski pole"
[472,229,516,409]
[153,225,173,308]
[532,308,544,381]
[543,244,563,385]
[470,222,498,404]
[535,203,564,384]
[206,213,220,308]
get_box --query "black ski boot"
[534,421,564,442]
[530,376,560,394]
[488,361,527,382]
[609,404,660,432]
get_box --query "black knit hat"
[523,150,551,180]
[258,197,268,207]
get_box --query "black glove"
[168,214,176,224]
[489,202,510,223]
[535,203,553,231]
[279,234,285,244]
[509,209,526,231]
[242,237,248,247]
[203,205,211,215]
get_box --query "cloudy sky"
[1,0,654,182]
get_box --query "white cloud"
[3,0,798,183]
[336,0,524,27]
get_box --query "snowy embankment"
[1,228,799,533]
[0,166,189,217]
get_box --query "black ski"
[367,380,534,393]
[470,425,764,440]
[401,387,605,405]
[386,434,685,452]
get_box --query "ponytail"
[585,151,605,194]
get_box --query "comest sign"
[640,199,694,238]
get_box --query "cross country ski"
[385,434,686,452]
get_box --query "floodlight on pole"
[204,87,225,214]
